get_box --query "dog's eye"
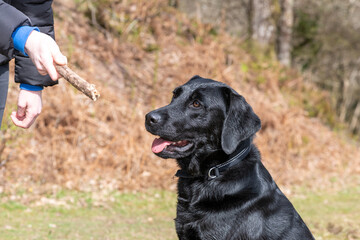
[192,100,201,108]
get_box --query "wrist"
[12,26,40,56]
[20,83,44,91]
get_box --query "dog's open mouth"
[151,137,193,154]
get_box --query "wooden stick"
[55,65,100,101]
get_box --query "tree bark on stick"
[55,65,100,101]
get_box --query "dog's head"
[145,76,261,166]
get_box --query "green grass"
[0,190,177,240]
[291,186,360,240]
[0,187,359,240]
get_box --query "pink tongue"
[151,138,174,153]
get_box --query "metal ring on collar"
[208,167,219,179]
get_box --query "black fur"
[145,76,314,240]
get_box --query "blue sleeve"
[11,25,39,56]
[13,26,43,91]
[19,83,43,91]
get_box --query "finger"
[31,58,47,76]
[16,92,28,121]
[10,112,24,127]
[11,115,33,129]
[38,68,48,76]
[53,49,67,66]
[11,112,27,128]
[42,57,58,81]
[10,112,20,123]
[16,106,26,119]
[56,71,62,80]
[32,58,45,73]
[10,112,20,126]
[11,111,37,129]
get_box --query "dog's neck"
[176,138,252,180]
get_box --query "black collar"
[175,138,252,180]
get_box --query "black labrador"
[145,76,314,240]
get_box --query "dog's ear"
[221,87,261,154]
[189,75,200,80]
[188,75,201,82]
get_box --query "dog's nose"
[146,112,162,125]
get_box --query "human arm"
[0,0,31,58]
[11,0,60,87]
[0,1,40,128]
[10,89,42,129]
[24,30,67,81]
[3,0,66,128]
[10,28,67,128]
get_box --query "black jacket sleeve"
[0,0,57,87]
[12,0,57,87]
[0,0,31,59]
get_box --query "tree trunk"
[277,0,294,66]
[350,101,360,133]
[168,0,178,7]
[249,0,273,45]
[178,0,250,37]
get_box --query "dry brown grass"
[0,0,359,194]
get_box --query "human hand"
[25,30,67,81]
[10,89,42,129]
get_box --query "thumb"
[16,106,26,119]
[16,101,27,118]
[53,48,67,66]
[16,91,28,118]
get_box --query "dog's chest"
[175,181,236,239]
[175,180,272,240]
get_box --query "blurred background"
[0,0,359,239]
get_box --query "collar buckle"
[175,138,252,180]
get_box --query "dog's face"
[145,76,261,161]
